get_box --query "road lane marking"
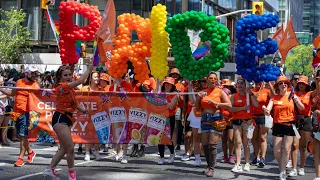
[11,168,62,180]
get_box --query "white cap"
[25,65,38,73]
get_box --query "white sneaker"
[288,169,297,177]
[231,164,243,172]
[243,163,250,171]
[121,156,128,164]
[113,154,120,161]
[181,154,190,161]
[93,151,100,160]
[280,171,287,180]
[158,158,165,165]
[43,168,60,180]
[286,160,292,168]
[167,154,175,164]
[313,178,320,180]
[84,154,90,161]
[194,159,201,167]
[298,168,305,176]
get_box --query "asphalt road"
[0,134,316,180]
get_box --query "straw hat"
[297,76,308,85]
[161,77,176,86]
[274,76,291,88]
[100,73,110,81]
[170,68,180,75]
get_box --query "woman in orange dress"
[263,76,304,180]
[43,65,94,180]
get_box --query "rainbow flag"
[75,40,82,59]
[93,39,100,66]
[46,8,60,45]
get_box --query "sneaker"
[258,158,265,168]
[194,159,201,167]
[313,178,320,180]
[229,155,235,165]
[121,156,128,164]
[286,160,292,168]
[158,158,164,165]
[93,151,100,160]
[221,155,229,163]
[251,157,260,166]
[27,151,36,163]
[298,168,305,176]
[243,163,250,171]
[231,164,243,173]
[280,171,287,180]
[113,154,120,161]
[181,154,190,161]
[43,168,60,180]
[14,158,24,167]
[84,154,90,161]
[168,154,175,164]
[68,169,76,180]
[288,169,297,177]
[205,168,214,177]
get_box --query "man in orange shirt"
[0,66,39,167]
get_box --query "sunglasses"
[278,82,288,86]
[60,65,71,70]
[293,78,299,81]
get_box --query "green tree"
[285,44,313,77]
[0,9,32,63]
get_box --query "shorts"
[200,113,223,133]
[15,113,30,137]
[189,108,201,129]
[232,119,252,130]
[4,105,12,117]
[52,111,73,127]
[225,125,233,130]
[254,114,265,126]
[272,123,296,137]
[185,120,191,132]
[297,116,312,132]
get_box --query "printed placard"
[91,111,111,144]
[127,108,148,144]
[109,106,127,144]
[144,113,167,145]
[147,113,166,131]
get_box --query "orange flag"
[96,0,116,65]
[272,23,284,45]
[278,16,300,64]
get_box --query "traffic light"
[252,2,264,16]
[41,0,51,9]
[81,43,86,58]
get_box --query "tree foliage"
[0,9,32,63]
[285,44,313,77]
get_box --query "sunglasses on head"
[60,65,71,70]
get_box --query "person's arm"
[229,95,249,112]
[68,65,94,89]
[0,88,14,96]
[0,95,7,99]
[263,99,274,116]
[269,82,276,97]
[168,95,178,110]
[76,103,88,114]
[292,94,305,110]
[195,95,201,111]
[248,91,259,107]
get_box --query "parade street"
[0,133,316,180]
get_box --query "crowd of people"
[0,64,320,180]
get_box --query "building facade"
[303,0,320,39]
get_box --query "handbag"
[212,120,227,131]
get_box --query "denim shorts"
[254,114,265,126]
[15,113,30,137]
[200,113,223,133]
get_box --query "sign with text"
[28,89,171,145]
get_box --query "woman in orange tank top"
[263,76,304,179]
[43,64,94,180]
[290,76,313,177]
[220,79,237,165]
[195,72,231,177]
[230,78,259,173]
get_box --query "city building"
[303,0,320,40]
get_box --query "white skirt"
[188,107,201,129]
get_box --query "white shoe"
[194,159,201,167]
[84,154,90,161]
[280,171,287,180]
[286,160,292,168]
[288,169,297,177]
[181,154,190,161]
[113,154,120,161]
[298,168,305,176]
[313,178,320,180]
[231,164,243,172]
[93,151,100,160]
[158,158,165,165]
[167,154,175,164]
[121,156,128,164]
[243,163,250,171]
[43,168,60,180]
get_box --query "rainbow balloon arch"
[55,1,283,83]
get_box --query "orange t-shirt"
[109,81,133,92]
[167,94,178,116]
[296,91,312,116]
[175,82,185,108]
[55,82,77,114]
[272,94,296,124]
[80,85,104,92]
[14,79,39,113]
[253,88,270,115]
[232,92,254,120]
[200,88,222,109]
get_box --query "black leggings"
[158,115,175,158]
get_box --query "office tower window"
[218,0,236,11]
[21,0,40,40]
[188,0,201,11]
[176,0,182,14]
[1,0,18,10]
